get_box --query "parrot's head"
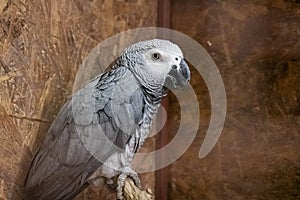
[121,39,190,91]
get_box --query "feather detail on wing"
[24,66,145,200]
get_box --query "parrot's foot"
[116,167,141,199]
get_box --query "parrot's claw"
[116,167,141,199]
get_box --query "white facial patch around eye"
[147,48,182,64]
[143,51,182,76]
[146,49,163,61]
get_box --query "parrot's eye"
[152,53,161,60]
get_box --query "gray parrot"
[24,39,190,200]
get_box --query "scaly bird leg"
[116,167,141,199]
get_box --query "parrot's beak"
[164,59,191,89]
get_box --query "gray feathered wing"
[24,67,144,200]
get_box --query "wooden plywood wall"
[170,0,300,199]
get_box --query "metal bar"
[155,0,171,199]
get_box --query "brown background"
[170,0,300,199]
[0,0,157,199]
[0,0,300,199]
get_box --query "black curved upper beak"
[164,59,191,89]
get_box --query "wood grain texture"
[170,0,300,199]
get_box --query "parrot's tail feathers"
[24,169,90,200]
